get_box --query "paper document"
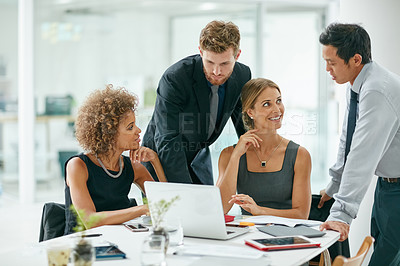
[174,244,265,259]
[238,215,322,227]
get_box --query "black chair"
[39,202,66,242]
[309,194,350,264]
[40,197,138,241]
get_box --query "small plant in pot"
[70,205,103,266]
[146,196,180,253]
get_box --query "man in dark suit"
[142,20,251,185]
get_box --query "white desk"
[2,224,339,266]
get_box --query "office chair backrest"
[332,236,374,266]
[39,202,66,242]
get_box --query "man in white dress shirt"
[317,23,400,266]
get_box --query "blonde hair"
[75,84,138,155]
[199,20,240,56]
[241,78,281,130]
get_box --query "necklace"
[95,154,123,178]
[253,136,284,167]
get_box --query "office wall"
[340,0,400,259]
[0,4,18,180]
[34,9,170,112]
[0,4,18,97]
[31,9,171,177]
[1,6,172,183]
[341,0,400,75]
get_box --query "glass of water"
[165,218,184,246]
[141,234,165,266]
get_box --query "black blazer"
[143,54,251,184]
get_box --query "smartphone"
[245,236,320,251]
[124,223,149,232]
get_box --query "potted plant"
[70,205,103,266]
[146,196,180,253]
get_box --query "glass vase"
[72,238,95,266]
[151,227,169,255]
[141,234,166,266]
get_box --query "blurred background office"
[0,0,399,261]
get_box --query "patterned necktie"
[208,85,219,138]
[345,89,358,163]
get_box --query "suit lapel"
[218,67,240,129]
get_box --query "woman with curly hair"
[64,85,166,234]
[216,78,311,219]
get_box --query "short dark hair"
[319,23,371,64]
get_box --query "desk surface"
[2,223,339,266]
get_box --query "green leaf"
[148,196,180,230]
[70,205,104,235]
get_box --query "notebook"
[95,245,126,260]
[257,224,326,238]
[144,182,249,240]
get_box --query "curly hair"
[199,20,241,57]
[241,78,281,131]
[75,84,138,155]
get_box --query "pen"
[82,233,103,238]
[239,221,255,226]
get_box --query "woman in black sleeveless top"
[216,78,311,219]
[64,85,166,234]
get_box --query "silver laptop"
[144,182,249,240]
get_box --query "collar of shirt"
[352,61,373,94]
[207,81,226,91]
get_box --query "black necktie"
[345,89,358,163]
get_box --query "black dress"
[64,154,134,235]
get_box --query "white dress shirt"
[326,61,400,224]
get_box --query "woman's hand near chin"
[233,129,263,158]
[130,147,166,183]
[130,147,158,163]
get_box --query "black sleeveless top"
[236,141,299,215]
[64,154,134,235]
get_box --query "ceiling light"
[199,3,217,11]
